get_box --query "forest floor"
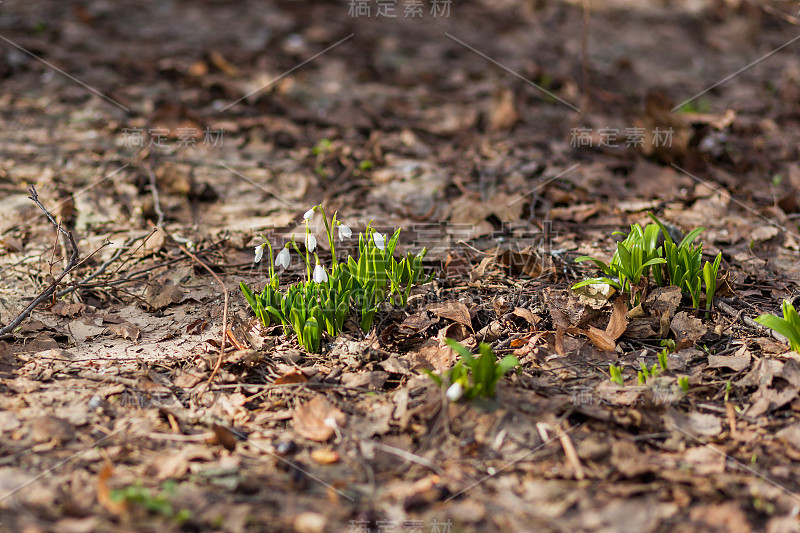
[1,0,800,531]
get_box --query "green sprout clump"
[240,205,430,352]
[573,212,722,310]
[425,339,519,401]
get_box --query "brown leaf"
[144,279,183,310]
[429,301,472,330]
[310,449,340,465]
[670,311,707,349]
[97,463,127,516]
[414,338,457,373]
[512,307,540,328]
[50,301,86,317]
[293,396,345,442]
[210,423,237,451]
[274,368,309,385]
[107,322,140,341]
[585,326,616,352]
[605,297,629,341]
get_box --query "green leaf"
[679,227,705,250]
[444,338,474,364]
[755,313,800,352]
[572,277,622,291]
[240,282,258,311]
[574,256,613,276]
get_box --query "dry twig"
[0,186,80,337]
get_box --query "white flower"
[306,233,317,252]
[338,224,352,242]
[313,264,328,283]
[303,207,315,221]
[373,232,385,251]
[275,247,290,270]
[254,244,265,263]
[446,382,463,402]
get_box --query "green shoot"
[755,300,800,352]
[425,340,520,401]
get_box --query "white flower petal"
[275,247,291,270]
[373,232,385,251]
[313,264,328,283]
[306,233,317,253]
[303,207,315,221]
[338,224,352,242]
[446,382,463,402]
[254,244,264,263]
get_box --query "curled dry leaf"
[428,301,472,330]
[585,297,628,352]
[293,396,345,442]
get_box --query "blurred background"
[0,0,798,264]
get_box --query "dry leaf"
[144,279,183,310]
[670,311,707,349]
[274,368,309,385]
[310,449,340,464]
[97,463,127,516]
[211,423,238,451]
[586,326,616,352]
[414,338,457,373]
[606,297,629,341]
[107,322,140,341]
[293,396,345,442]
[429,301,472,330]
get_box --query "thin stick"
[0,187,80,337]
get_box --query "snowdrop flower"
[446,382,463,402]
[373,232,385,251]
[303,207,315,221]
[313,264,328,283]
[254,244,265,263]
[275,246,290,270]
[306,233,317,252]
[338,223,352,242]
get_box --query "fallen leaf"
[293,396,345,442]
[428,301,472,330]
[512,307,540,328]
[414,338,457,373]
[274,368,309,385]
[144,279,183,310]
[670,311,707,349]
[606,297,629,340]
[50,301,86,317]
[585,326,616,352]
[210,423,238,451]
[107,322,141,341]
[97,463,127,516]
[31,416,75,444]
[310,449,340,464]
